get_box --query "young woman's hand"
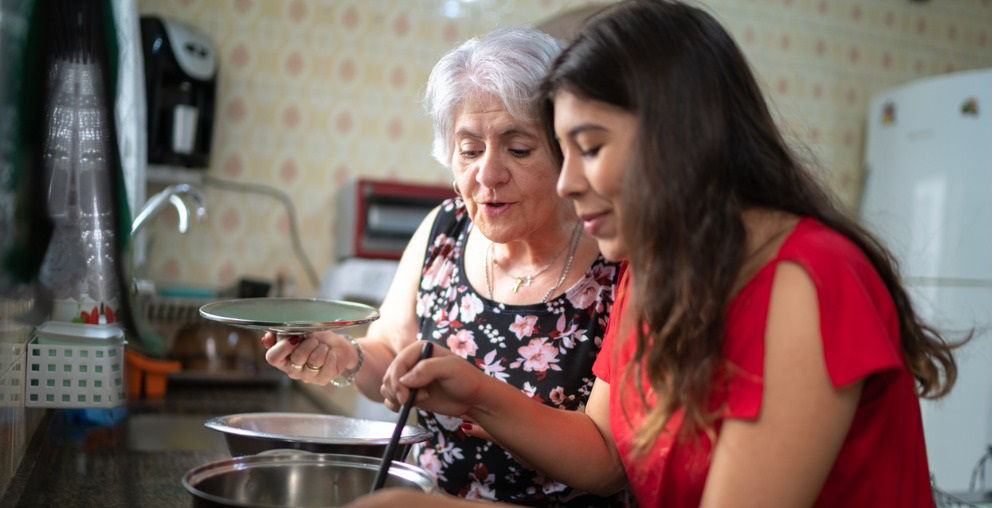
[380,340,491,417]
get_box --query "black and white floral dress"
[414,197,627,506]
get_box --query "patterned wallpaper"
[135,0,991,296]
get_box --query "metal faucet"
[131,183,207,235]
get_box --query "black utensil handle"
[371,341,434,492]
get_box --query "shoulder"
[437,197,467,223]
[424,197,469,246]
[777,218,886,296]
[775,217,896,323]
[781,218,869,270]
[771,218,903,387]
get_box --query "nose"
[556,152,586,199]
[475,146,510,189]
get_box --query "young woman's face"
[554,90,638,262]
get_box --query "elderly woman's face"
[451,93,561,243]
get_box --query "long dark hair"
[542,0,959,454]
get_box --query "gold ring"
[305,363,322,372]
[289,361,304,369]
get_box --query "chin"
[597,240,628,262]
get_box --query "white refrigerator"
[859,69,991,495]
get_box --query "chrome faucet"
[131,183,207,235]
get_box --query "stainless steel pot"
[204,412,433,460]
[183,452,437,507]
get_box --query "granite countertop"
[1,379,341,507]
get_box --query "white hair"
[423,27,563,167]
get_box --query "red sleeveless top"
[594,218,934,507]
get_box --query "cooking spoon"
[371,341,435,492]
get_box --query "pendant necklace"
[486,221,583,302]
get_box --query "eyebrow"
[566,124,608,139]
[454,126,537,140]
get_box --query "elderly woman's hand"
[380,341,489,417]
[262,331,360,385]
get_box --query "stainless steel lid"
[198,298,380,335]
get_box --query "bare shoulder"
[767,261,821,345]
[702,259,862,507]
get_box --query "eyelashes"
[457,148,534,160]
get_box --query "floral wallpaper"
[135,0,991,295]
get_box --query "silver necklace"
[490,225,576,293]
[486,221,582,303]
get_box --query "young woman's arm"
[345,488,509,507]
[382,341,628,495]
[700,262,863,507]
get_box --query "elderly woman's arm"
[382,341,628,495]
[263,206,439,401]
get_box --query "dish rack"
[133,292,281,384]
[134,292,214,347]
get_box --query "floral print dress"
[414,198,627,506]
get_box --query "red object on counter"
[125,348,182,399]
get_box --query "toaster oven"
[334,179,453,260]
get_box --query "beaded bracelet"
[330,335,364,387]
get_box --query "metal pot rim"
[204,412,433,446]
[182,452,437,506]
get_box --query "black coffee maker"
[139,16,216,168]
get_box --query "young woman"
[356,1,959,506]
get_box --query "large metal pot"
[204,412,433,460]
[183,451,437,507]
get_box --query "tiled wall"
[134,0,990,295]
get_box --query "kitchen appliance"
[204,412,432,459]
[139,16,216,168]
[334,179,453,261]
[324,178,451,306]
[859,69,991,496]
[182,451,436,507]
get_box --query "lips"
[577,210,609,235]
[480,201,512,216]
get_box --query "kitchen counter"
[1,378,345,507]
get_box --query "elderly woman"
[263,27,625,506]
